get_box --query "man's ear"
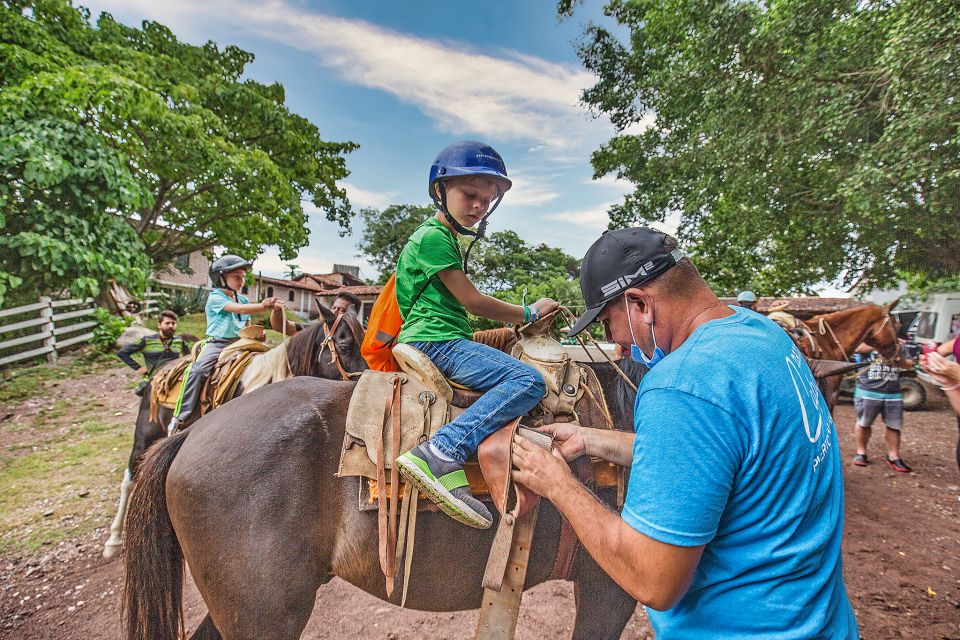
[624,288,654,321]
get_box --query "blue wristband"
[530,304,539,322]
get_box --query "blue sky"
[78,0,667,281]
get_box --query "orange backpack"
[361,274,432,372]
[361,274,403,372]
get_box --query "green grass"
[0,351,115,405]
[0,417,129,553]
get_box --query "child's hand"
[532,298,559,317]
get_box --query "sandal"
[852,453,868,467]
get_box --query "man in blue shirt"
[512,228,858,639]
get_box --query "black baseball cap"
[567,227,686,336]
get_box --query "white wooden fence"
[0,297,98,367]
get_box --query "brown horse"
[472,327,518,354]
[122,359,646,640]
[782,302,901,409]
[102,306,367,559]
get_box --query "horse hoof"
[103,541,123,559]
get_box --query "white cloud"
[585,174,634,192]
[619,112,657,137]
[545,203,616,229]
[339,182,397,210]
[89,0,607,149]
[545,204,682,237]
[505,171,560,206]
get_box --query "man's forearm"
[584,429,635,467]
[550,475,698,610]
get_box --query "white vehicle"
[904,292,960,386]
[907,292,960,345]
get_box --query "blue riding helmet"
[427,141,512,204]
[737,290,757,303]
[427,140,512,262]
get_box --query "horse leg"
[103,392,167,558]
[102,466,132,558]
[571,556,637,640]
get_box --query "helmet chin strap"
[436,182,504,274]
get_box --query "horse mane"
[473,327,517,354]
[286,322,327,377]
[809,303,883,324]
[585,357,646,430]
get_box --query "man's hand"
[537,422,586,461]
[511,435,574,501]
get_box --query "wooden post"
[39,296,56,363]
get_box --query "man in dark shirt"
[117,309,190,393]
[852,343,913,472]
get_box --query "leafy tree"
[561,0,960,294]
[1,0,356,304]
[284,264,302,279]
[467,230,580,293]
[356,204,433,283]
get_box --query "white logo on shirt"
[785,347,833,472]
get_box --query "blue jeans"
[410,339,546,463]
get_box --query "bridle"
[318,312,364,381]
[863,313,901,365]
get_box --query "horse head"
[314,302,368,380]
[863,304,901,364]
[285,303,367,380]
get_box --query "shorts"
[855,396,903,431]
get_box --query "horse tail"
[123,431,189,640]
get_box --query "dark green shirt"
[117,333,190,376]
[396,218,472,343]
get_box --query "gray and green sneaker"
[395,443,493,529]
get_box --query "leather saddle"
[148,336,270,423]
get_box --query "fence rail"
[0,297,97,367]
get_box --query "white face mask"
[625,293,666,368]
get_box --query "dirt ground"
[1,362,959,639]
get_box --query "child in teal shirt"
[169,255,278,434]
[395,141,557,529]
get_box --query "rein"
[559,306,639,394]
[817,318,848,361]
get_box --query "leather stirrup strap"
[476,421,552,640]
[376,375,403,596]
[395,481,419,608]
[475,509,538,640]
[387,375,403,592]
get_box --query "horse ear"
[315,300,337,325]
[885,296,901,312]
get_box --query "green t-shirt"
[396,217,472,343]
